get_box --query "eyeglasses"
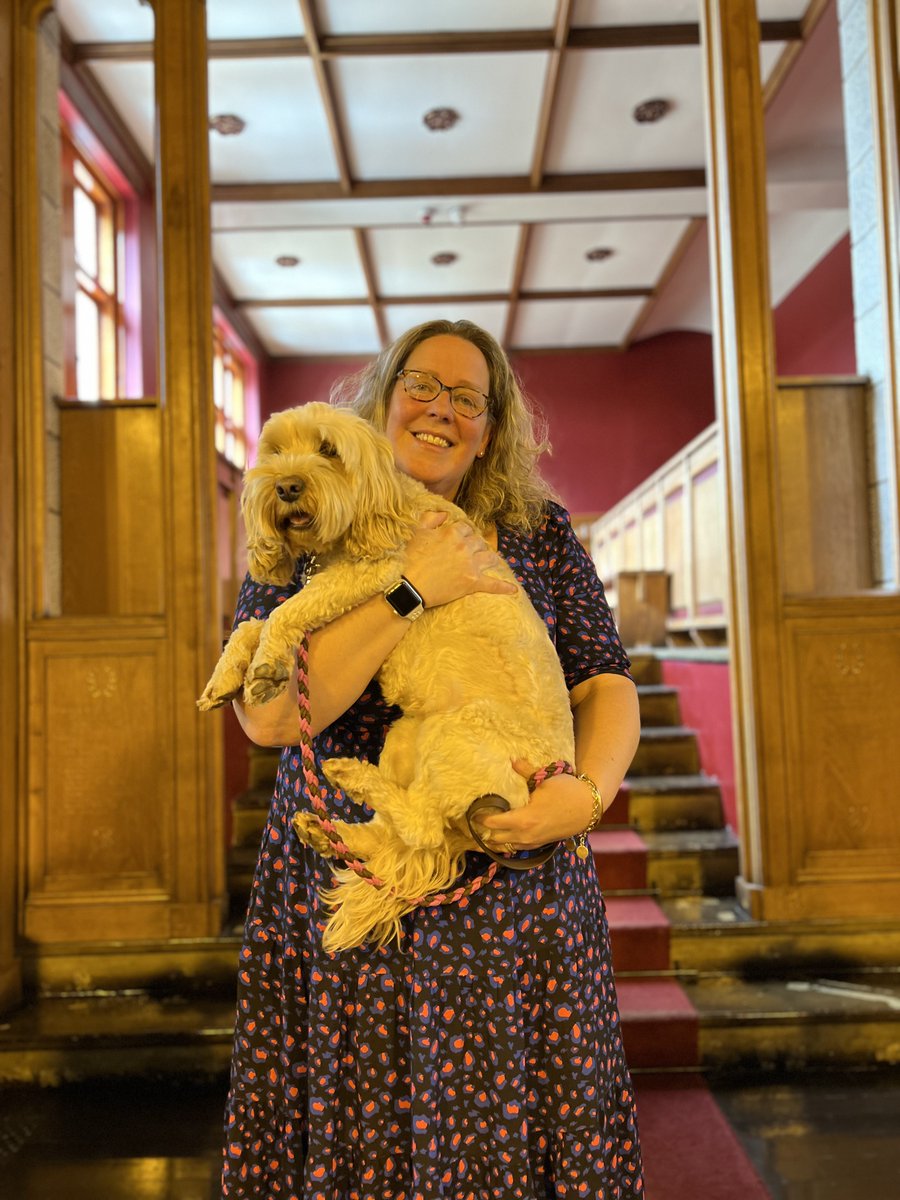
[396,369,490,419]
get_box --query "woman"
[223,319,645,1198]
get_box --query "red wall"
[661,659,737,833]
[773,233,855,377]
[511,332,715,514]
[263,331,716,515]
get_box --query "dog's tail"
[319,838,470,952]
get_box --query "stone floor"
[0,1068,898,1199]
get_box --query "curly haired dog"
[199,402,574,951]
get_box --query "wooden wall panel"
[59,403,164,615]
[785,615,900,878]
[692,461,726,608]
[24,627,175,942]
[664,486,686,611]
[776,380,873,594]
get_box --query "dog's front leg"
[243,561,402,705]
[197,619,264,710]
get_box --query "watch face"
[386,580,422,617]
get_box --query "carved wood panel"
[25,629,174,939]
[784,614,900,885]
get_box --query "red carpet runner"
[594,823,773,1198]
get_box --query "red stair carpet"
[635,1074,772,1199]
[595,820,772,1197]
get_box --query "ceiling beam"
[237,287,653,309]
[67,19,803,64]
[353,228,388,348]
[530,0,574,189]
[502,225,534,347]
[212,168,706,203]
[296,0,353,195]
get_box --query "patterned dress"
[221,502,645,1200]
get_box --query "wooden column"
[700,0,900,921]
[153,0,224,938]
[9,0,224,966]
[0,0,23,1013]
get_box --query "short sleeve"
[541,503,631,690]
[232,560,305,631]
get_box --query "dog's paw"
[197,667,245,710]
[243,658,291,706]
[292,812,338,858]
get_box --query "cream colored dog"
[199,402,574,951]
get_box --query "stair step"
[637,684,682,727]
[688,971,900,1070]
[605,896,671,973]
[617,977,699,1069]
[606,774,724,832]
[631,727,701,776]
[231,786,273,846]
[641,828,740,896]
[663,898,900,973]
[626,652,662,686]
[591,830,648,891]
[247,746,280,788]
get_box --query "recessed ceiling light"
[585,247,614,262]
[423,107,460,132]
[276,255,300,267]
[209,113,246,136]
[633,98,672,124]
[431,252,458,266]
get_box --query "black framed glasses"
[396,369,490,419]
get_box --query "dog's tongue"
[288,513,313,529]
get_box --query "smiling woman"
[220,318,645,1199]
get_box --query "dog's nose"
[275,477,305,502]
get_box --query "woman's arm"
[478,672,641,848]
[233,512,516,746]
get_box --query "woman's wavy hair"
[331,319,555,532]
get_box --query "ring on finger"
[503,842,515,855]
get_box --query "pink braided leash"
[293,637,571,908]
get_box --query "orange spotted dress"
[221,503,644,1199]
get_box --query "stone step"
[630,726,702,776]
[663,896,900,974]
[637,684,682,727]
[606,774,725,832]
[5,968,898,1084]
[688,970,900,1071]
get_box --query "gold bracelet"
[569,773,604,860]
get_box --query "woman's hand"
[477,760,596,849]
[401,511,516,608]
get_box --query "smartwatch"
[384,577,425,621]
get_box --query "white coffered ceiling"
[56,0,846,358]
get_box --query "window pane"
[232,375,245,427]
[213,353,224,410]
[223,367,233,419]
[74,186,98,279]
[75,290,100,399]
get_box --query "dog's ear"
[342,421,413,559]
[242,475,297,585]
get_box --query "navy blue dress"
[221,502,645,1199]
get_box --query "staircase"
[2,650,900,1085]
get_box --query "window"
[213,324,248,470]
[62,134,124,400]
